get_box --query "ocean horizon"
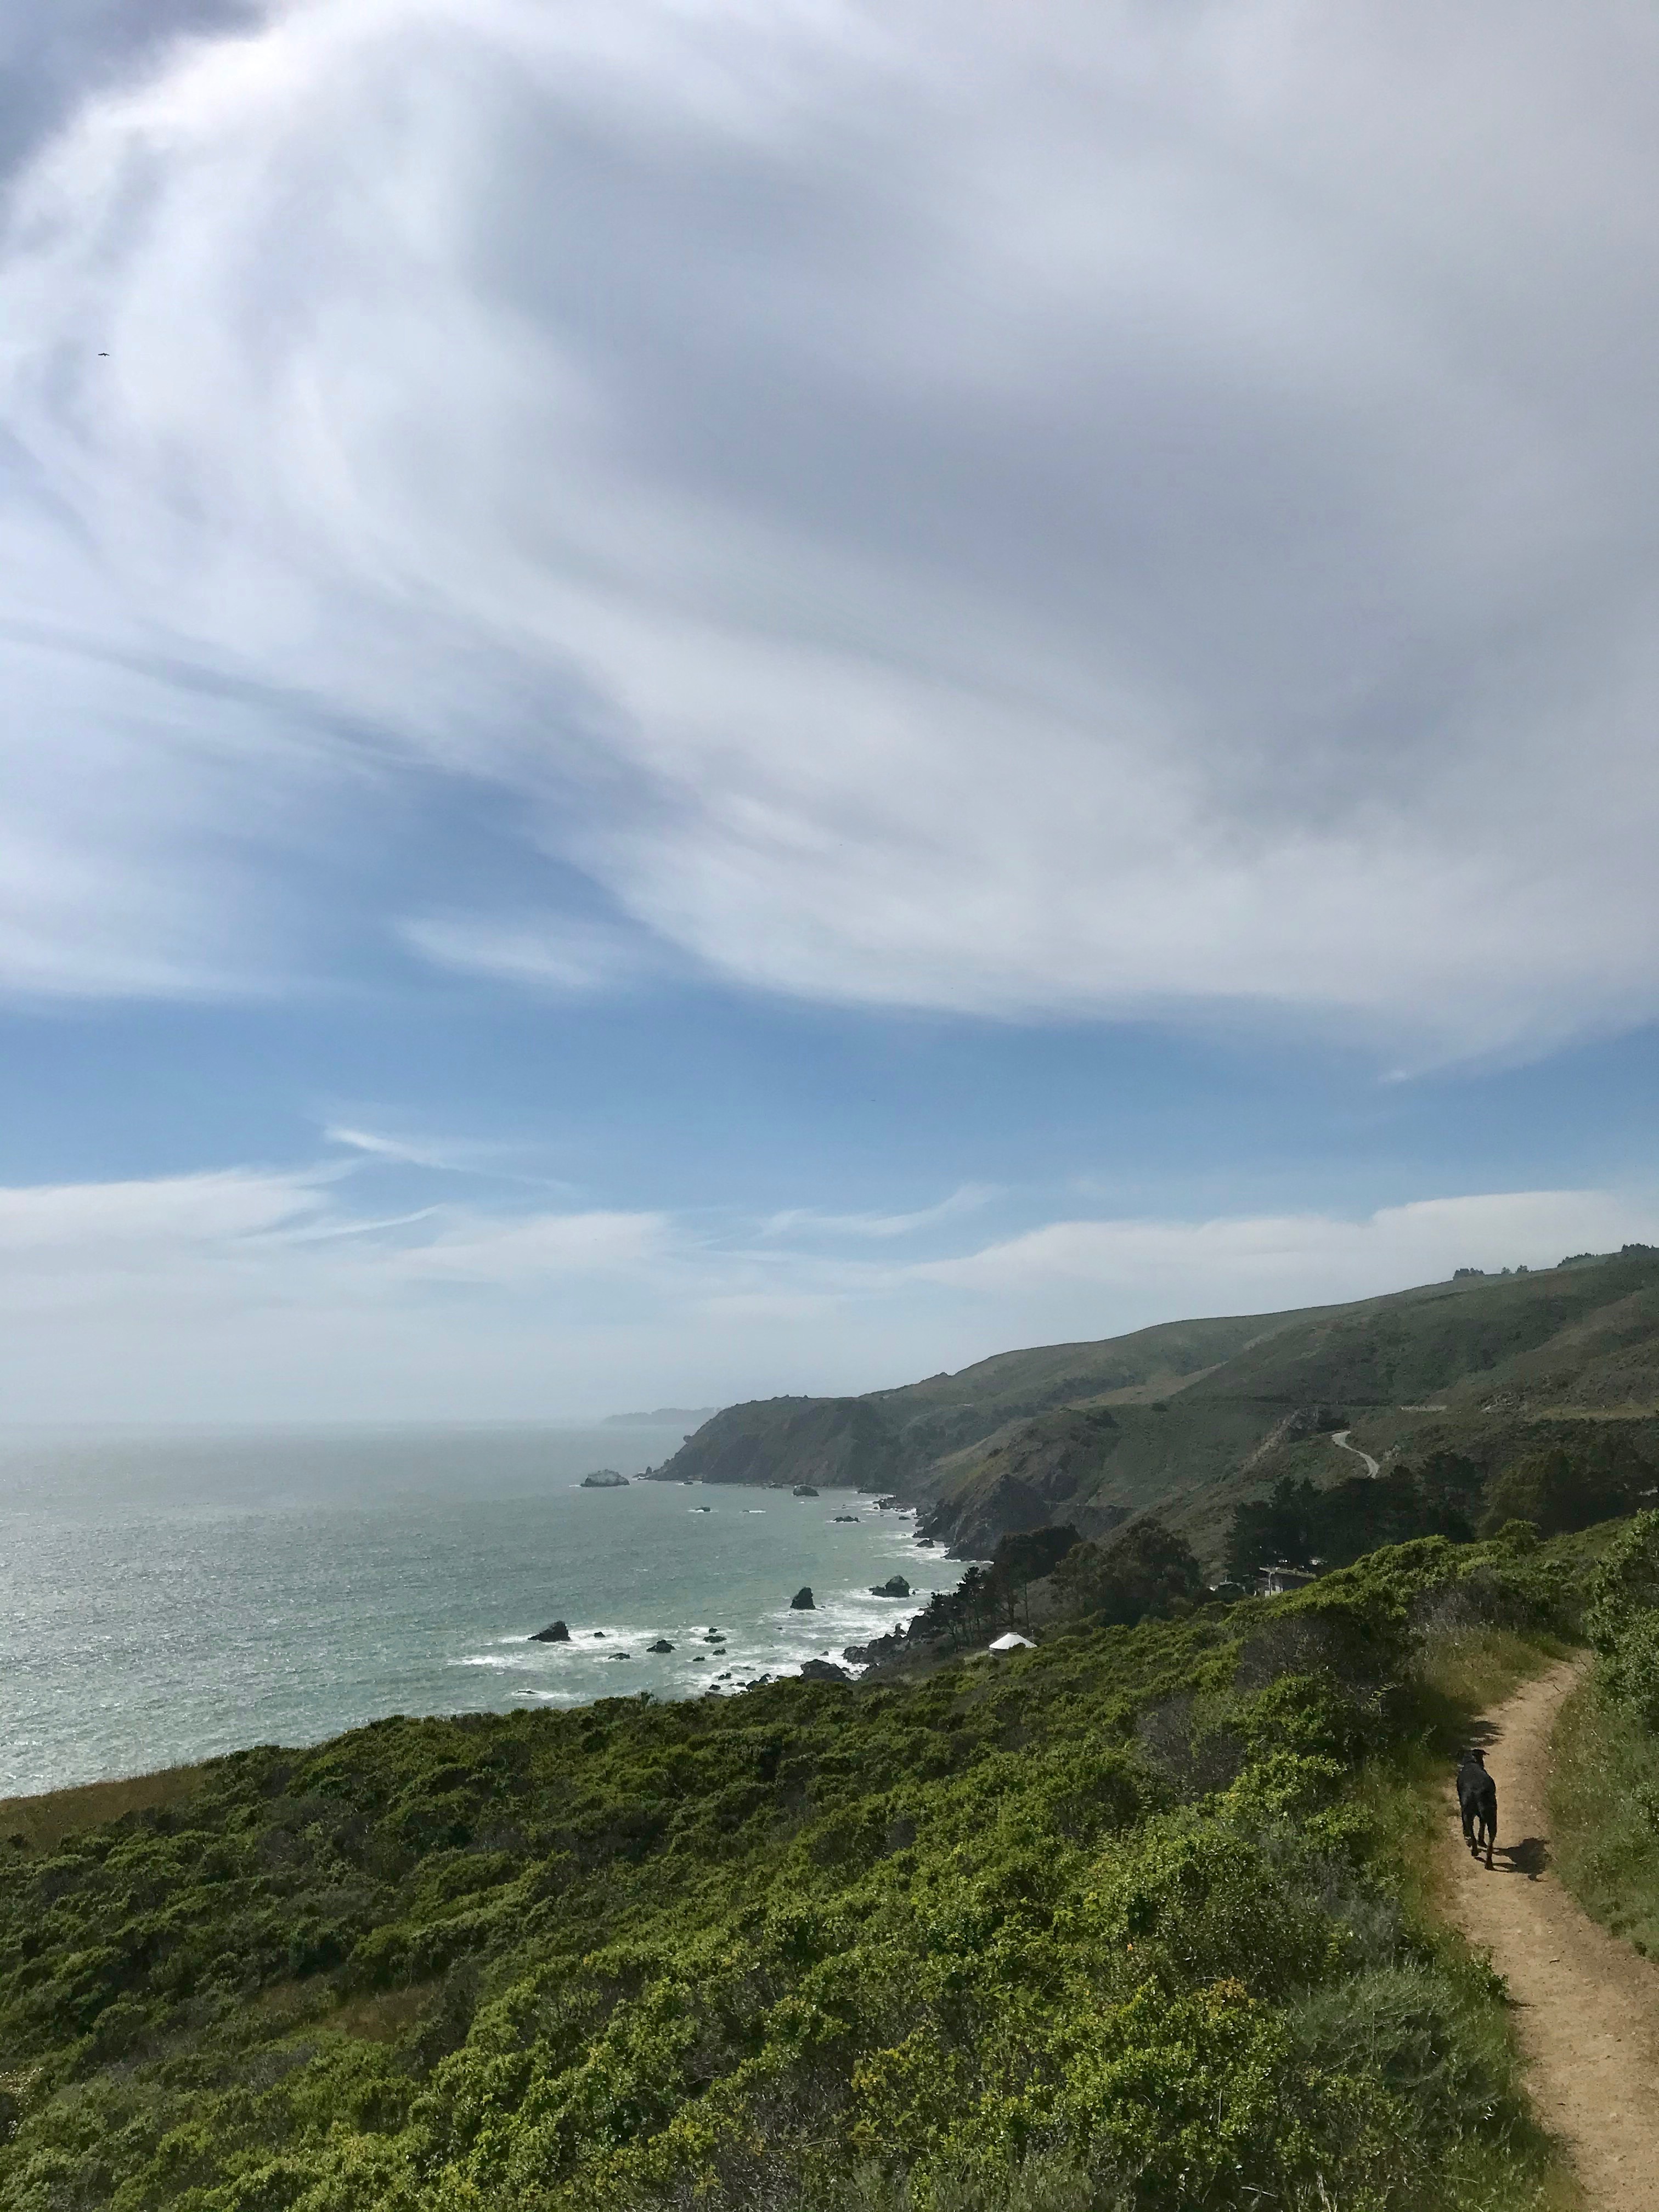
[0,1422,956,1800]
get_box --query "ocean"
[0,1424,955,1800]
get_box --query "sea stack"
[871,1575,911,1598]
[580,1469,629,1488]
[790,1585,815,1610]
[530,1621,569,1643]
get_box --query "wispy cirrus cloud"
[0,3,1658,1056]
[398,914,657,997]
[760,1185,996,1241]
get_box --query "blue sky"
[3,0,1659,1420]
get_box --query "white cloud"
[0,1165,326,1253]
[395,1206,670,1283]
[915,1191,1659,1324]
[760,1186,995,1240]
[0,1157,1652,1421]
[324,1125,463,1170]
[398,914,653,996]
[2,2,1659,1053]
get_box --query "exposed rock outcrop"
[843,1625,907,1668]
[789,1586,815,1610]
[800,1657,851,1682]
[870,1575,911,1597]
[530,1621,569,1643]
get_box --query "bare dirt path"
[1442,1655,1659,2208]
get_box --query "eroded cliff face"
[646,1396,907,1491]
[915,1407,1127,1556]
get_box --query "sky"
[3,0,1659,1422]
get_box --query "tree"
[1054,1516,1204,1627]
[1479,1440,1651,1540]
[989,1524,1081,1628]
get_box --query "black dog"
[1457,1748,1497,1868]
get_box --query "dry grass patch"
[1417,1624,1566,1718]
[329,1984,435,2041]
[0,1762,209,1853]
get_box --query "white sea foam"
[1,1447,966,1793]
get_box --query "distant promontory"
[601,1407,724,1429]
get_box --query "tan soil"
[1442,1655,1659,2208]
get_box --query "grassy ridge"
[0,1532,1596,2212]
[653,1251,1659,1562]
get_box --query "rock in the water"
[530,1620,570,1643]
[870,1575,912,1598]
[593,1630,606,1638]
[792,1484,819,1498]
[580,1469,630,1488]
[834,1514,860,1523]
[844,1626,906,1667]
[800,1657,851,1682]
[647,1638,674,1654]
[790,1585,816,1610]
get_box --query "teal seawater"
[0,1426,951,1798]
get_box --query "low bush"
[0,1533,1589,2211]
[1550,1509,1659,1956]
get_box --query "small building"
[1255,1565,1317,1598]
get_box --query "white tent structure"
[987,1632,1036,1654]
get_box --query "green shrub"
[0,1532,1588,2212]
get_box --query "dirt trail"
[1442,1655,1659,2208]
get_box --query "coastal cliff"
[651,1248,1659,1564]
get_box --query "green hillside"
[654,1248,1659,1562]
[0,1531,1591,2211]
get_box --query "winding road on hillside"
[1330,1428,1380,1476]
[1443,1657,1659,2208]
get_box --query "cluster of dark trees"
[912,1516,1207,1645]
[1224,1453,1485,1584]
[1482,1438,1655,1538]
[1226,1435,1658,1583]
[914,1523,1081,1645]
[1051,1516,1207,1625]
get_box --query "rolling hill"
[651,1245,1659,1562]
